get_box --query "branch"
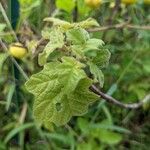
[88,23,150,32]
[91,85,150,109]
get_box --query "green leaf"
[44,17,72,30]
[77,118,89,135]
[143,60,150,73]
[4,123,35,144]
[91,129,122,145]
[6,84,15,111]
[56,0,75,13]
[25,57,98,127]
[44,132,74,145]
[77,139,100,150]
[41,27,52,39]
[38,27,64,66]
[71,38,105,60]
[88,62,104,87]
[92,48,111,68]
[84,38,104,51]
[90,120,123,145]
[66,28,90,45]
[74,18,100,29]
[77,0,91,18]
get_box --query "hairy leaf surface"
[39,28,64,66]
[25,57,98,127]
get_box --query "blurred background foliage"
[0,0,150,149]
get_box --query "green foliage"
[56,0,75,13]
[88,62,104,87]
[25,18,110,128]
[1,0,150,149]
[39,27,64,66]
[26,57,99,128]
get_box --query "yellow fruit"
[9,43,27,59]
[144,0,150,4]
[121,0,137,5]
[85,0,102,8]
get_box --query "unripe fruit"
[121,0,137,5]
[9,43,27,59]
[84,0,102,8]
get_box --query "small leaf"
[44,17,72,30]
[88,62,104,87]
[74,18,100,29]
[84,38,104,52]
[91,129,122,145]
[66,28,90,45]
[41,27,52,39]
[77,118,89,135]
[38,27,64,66]
[92,48,111,68]
[38,51,47,66]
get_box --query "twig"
[125,24,150,30]
[91,85,150,109]
[88,23,150,32]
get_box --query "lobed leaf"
[25,57,98,127]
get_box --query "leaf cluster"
[25,18,111,129]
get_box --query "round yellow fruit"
[144,0,150,4]
[84,0,102,8]
[9,43,27,59]
[121,0,137,5]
